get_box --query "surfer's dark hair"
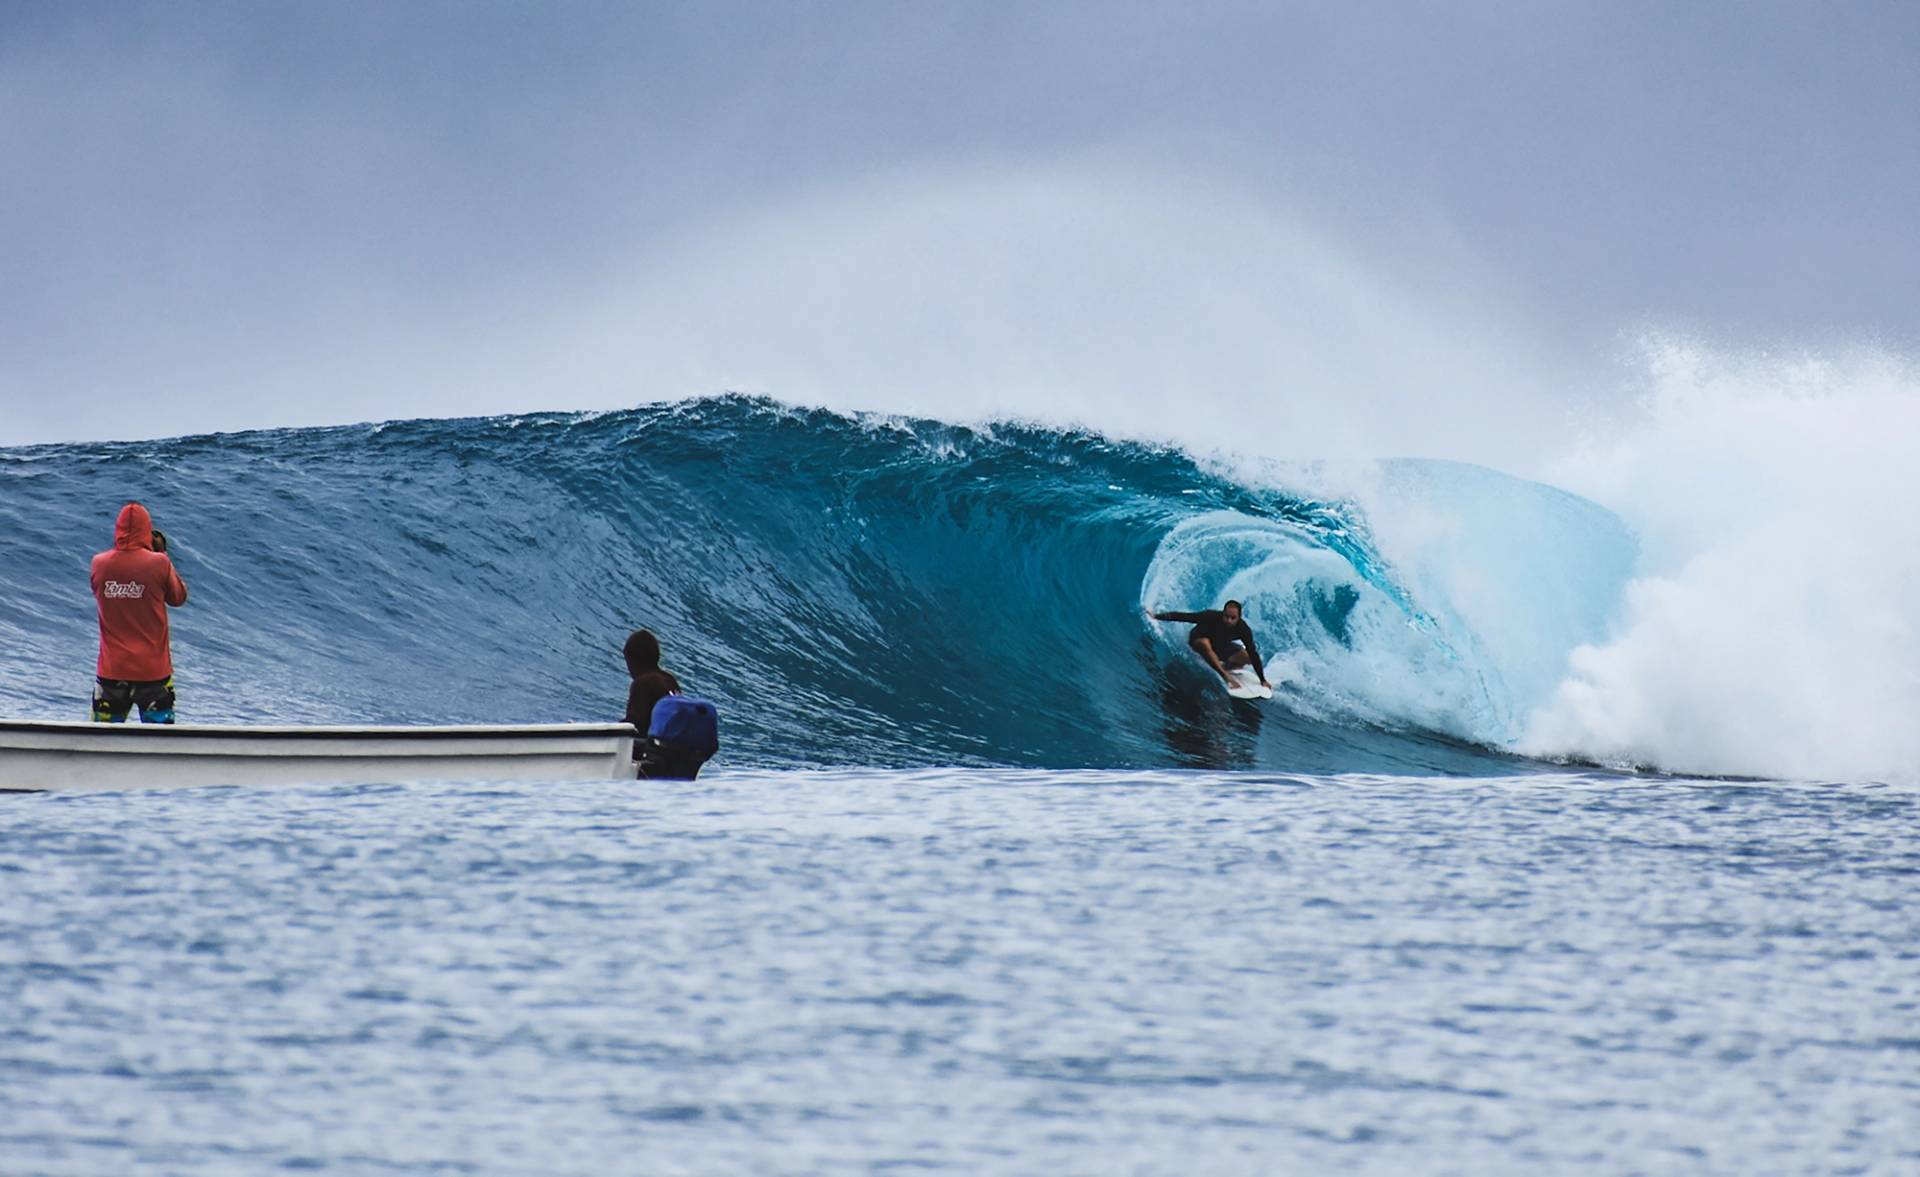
[1224,599,1243,611]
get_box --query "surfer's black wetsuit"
[1156,610,1266,681]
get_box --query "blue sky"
[4,2,1917,448]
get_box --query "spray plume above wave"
[1523,341,1920,782]
[1,396,1638,776]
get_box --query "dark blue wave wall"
[0,397,1632,774]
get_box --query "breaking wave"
[1,396,1637,774]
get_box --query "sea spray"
[1525,339,1920,781]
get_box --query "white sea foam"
[1523,339,1920,782]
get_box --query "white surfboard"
[1224,666,1272,700]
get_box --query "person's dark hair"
[1224,599,1243,611]
[623,629,661,676]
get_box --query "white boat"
[0,719,636,793]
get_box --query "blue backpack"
[647,694,719,758]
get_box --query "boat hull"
[0,720,636,793]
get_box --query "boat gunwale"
[0,720,636,744]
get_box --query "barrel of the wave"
[636,695,720,780]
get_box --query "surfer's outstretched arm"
[1154,610,1206,623]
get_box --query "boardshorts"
[92,676,176,724]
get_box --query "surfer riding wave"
[1154,600,1270,692]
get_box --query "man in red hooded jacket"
[90,502,189,723]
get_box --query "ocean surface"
[3,398,1916,1173]
[4,771,1917,1175]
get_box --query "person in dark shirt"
[1153,599,1270,690]
[623,628,719,781]
[622,629,681,733]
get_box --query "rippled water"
[3,769,1916,1175]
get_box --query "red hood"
[114,502,154,551]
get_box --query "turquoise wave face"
[0,396,1634,774]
